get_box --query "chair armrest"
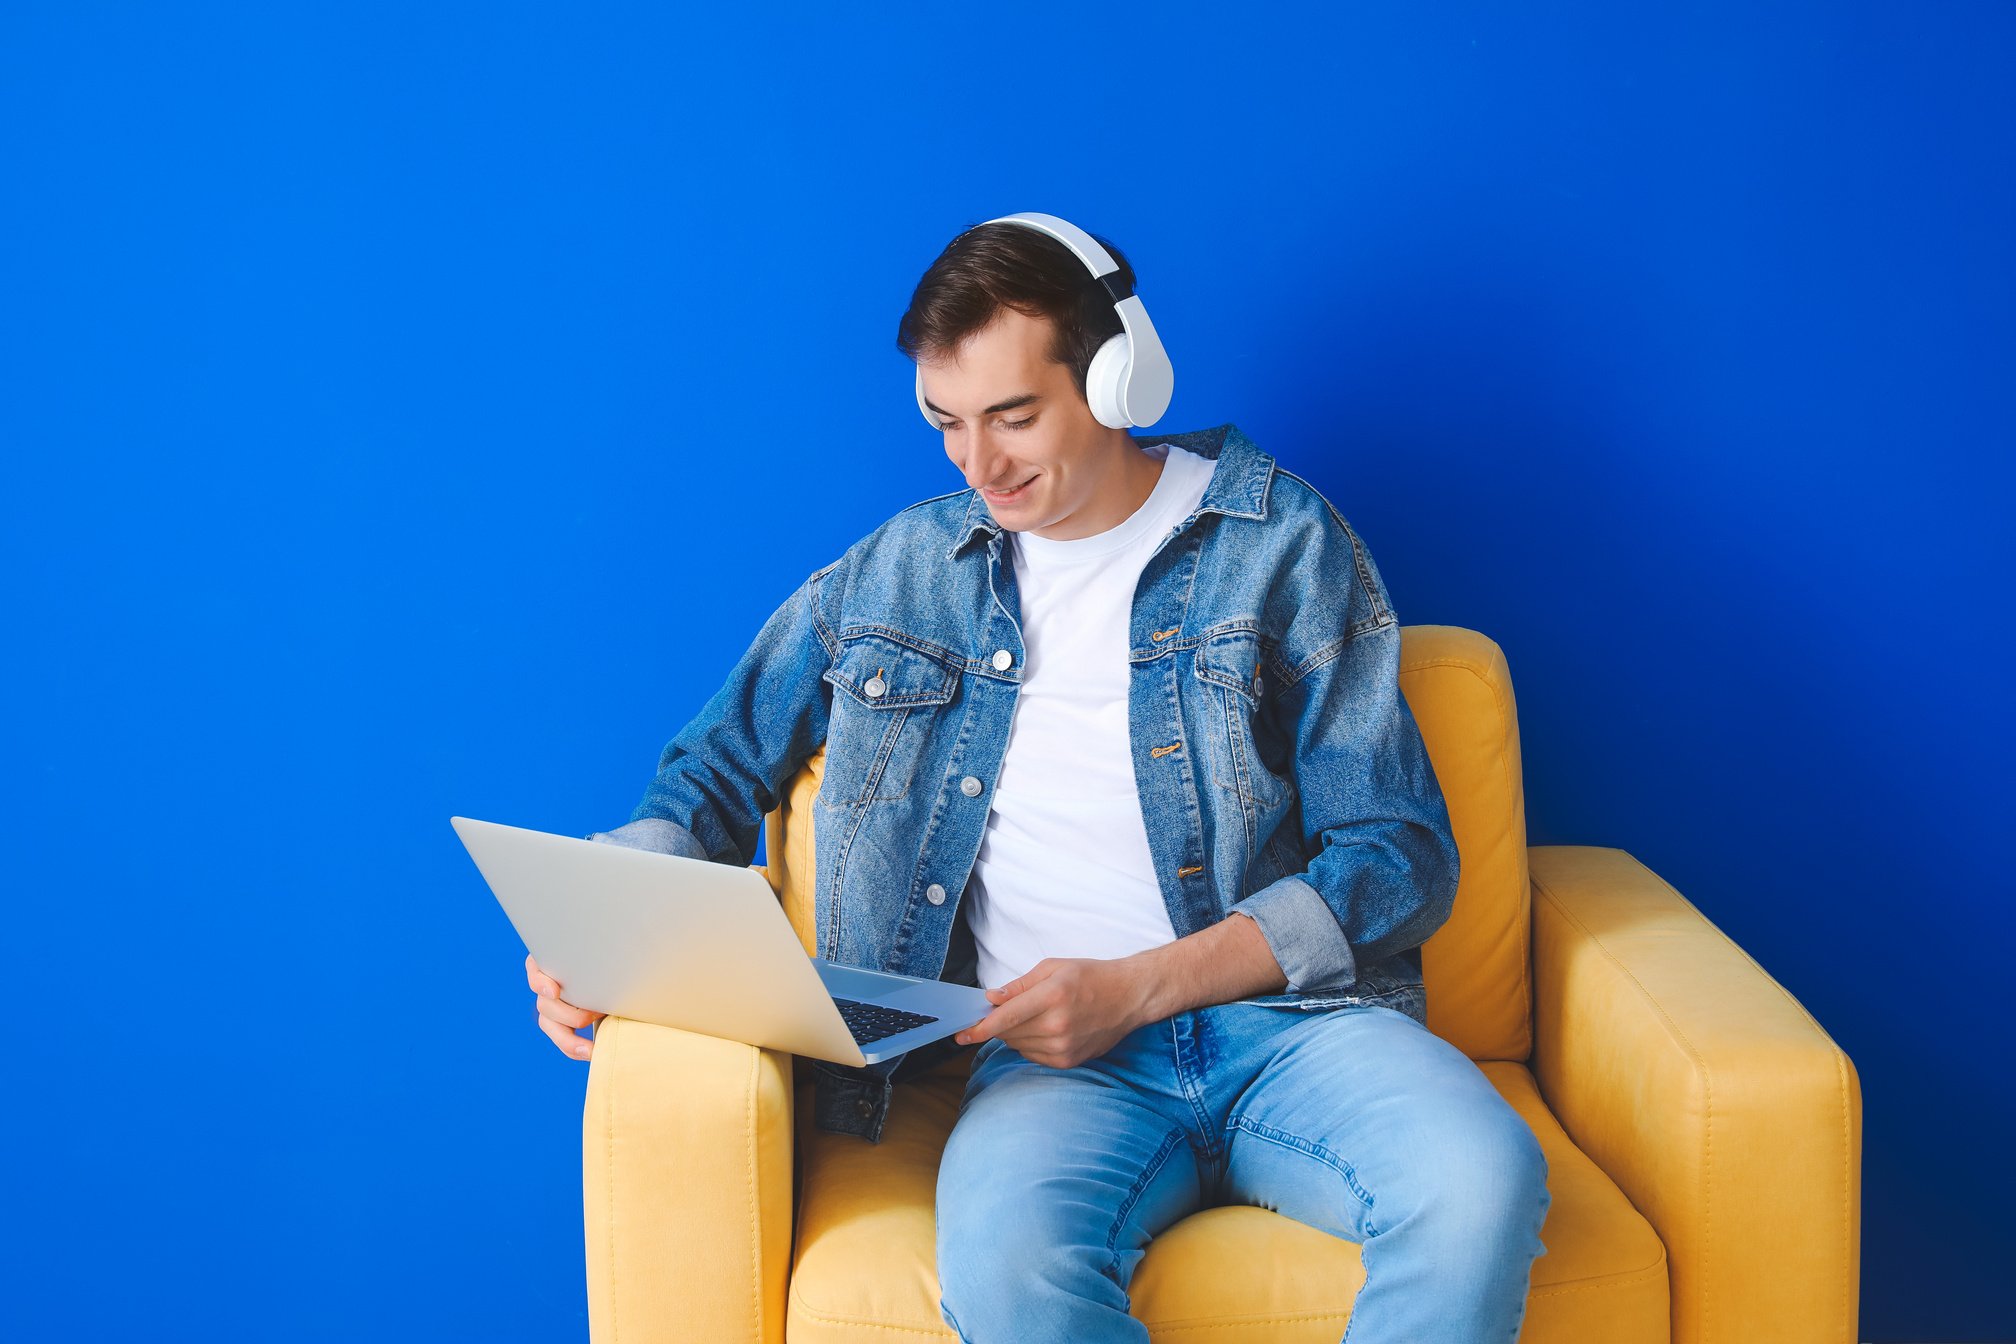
[1529,845,1861,1344]
[583,1014,795,1344]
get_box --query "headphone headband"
[974,212,1121,279]
[916,211,1173,431]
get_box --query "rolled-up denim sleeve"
[587,565,838,868]
[583,816,712,860]
[1234,535,1459,994]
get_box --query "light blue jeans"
[934,999,1550,1343]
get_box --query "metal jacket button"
[864,676,886,698]
[926,883,946,905]
[991,649,1013,670]
[960,776,983,797]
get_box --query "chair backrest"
[1395,625,1530,1061]
[758,623,1531,1063]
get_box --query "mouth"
[983,473,1039,504]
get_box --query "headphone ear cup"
[1084,333,1134,429]
[914,365,941,430]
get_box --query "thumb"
[990,970,1036,1001]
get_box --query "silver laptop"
[452,816,994,1066]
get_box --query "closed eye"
[939,416,1036,432]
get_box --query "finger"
[954,1012,992,1046]
[958,988,1049,1046]
[526,956,560,999]
[537,1010,594,1060]
[996,959,1058,998]
[990,989,1059,1042]
[538,993,602,1031]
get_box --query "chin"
[987,495,1045,528]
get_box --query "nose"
[961,435,1014,491]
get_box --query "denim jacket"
[590,422,1459,1142]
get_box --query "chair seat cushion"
[785,1057,1669,1342]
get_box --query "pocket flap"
[1193,628,1265,703]
[824,635,960,709]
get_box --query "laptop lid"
[451,816,869,1065]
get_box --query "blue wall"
[4,4,2010,1339]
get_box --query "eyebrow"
[922,392,1044,418]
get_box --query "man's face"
[918,307,1128,540]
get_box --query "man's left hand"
[954,956,1158,1069]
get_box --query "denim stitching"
[1220,684,1258,853]
[838,707,908,802]
[1101,1125,1190,1286]
[826,637,961,705]
[1281,613,1396,690]
[807,563,843,659]
[1169,1017,1219,1161]
[825,791,878,961]
[830,624,978,676]
[1269,466,1392,625]
[938,1298,976,1343]
[1146,561,1213,913]
[1226,1113,1377,1210]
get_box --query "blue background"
[4,4,2010,1339]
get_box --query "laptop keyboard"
[831,997,940,1046]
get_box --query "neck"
[1039,431,1164,540]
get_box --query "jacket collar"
[948,421,1274,560]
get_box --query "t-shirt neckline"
[1012,444,1202,566]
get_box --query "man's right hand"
[527,952,606,1061]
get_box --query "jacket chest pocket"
[820,634,961,803]
[1193,629,1287,815]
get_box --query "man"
[528,216,1550,1342]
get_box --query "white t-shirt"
[966,442,1219,991]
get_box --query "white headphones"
[914,212,1175,432]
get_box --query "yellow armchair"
[582,625,1862,1343]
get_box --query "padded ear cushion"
[1084,332,1134,429]
[914,364,940,430]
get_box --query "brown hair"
[895,220,1137,404]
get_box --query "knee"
[937,1204,1109,1291]
[1398,1111,1551,1236]
[936,1206,1118,1326]
[1479,1116,1551,1224]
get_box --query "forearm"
[618,570,836,867]
[1129,911,1288,1023]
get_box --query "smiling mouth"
[985,474,1038,500]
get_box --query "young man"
[528,216,1550,1342]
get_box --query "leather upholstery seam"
[1143,1306,1352,1331]
[746,1047,761,1344]
[1836,1043,1852,1333]
[783,1295,957,1336]
[603,1017,619,1344]
[1533,847,1862,1337]
[1526,1260,1669,1299]
[1529,869,1713,1335]
[787,1106,817,1317]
